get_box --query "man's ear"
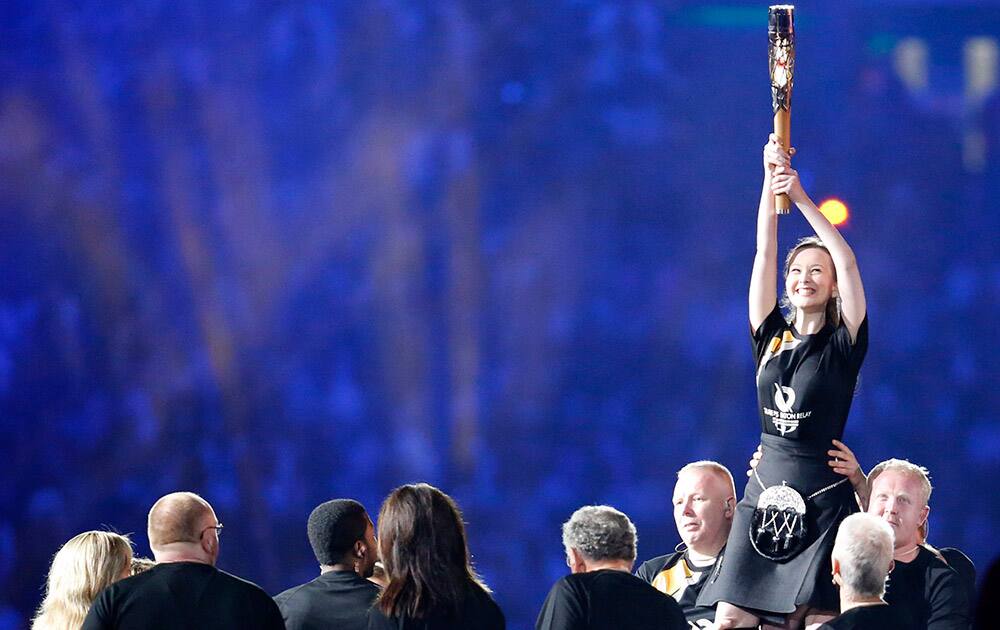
[724,497,736,518]
[567,548,586,574]
[354,539,367,559]
[831,557,842,585]
[920,505,931,529]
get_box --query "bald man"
[636,461,735,628]
[83,492,285,630]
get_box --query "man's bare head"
[672,461,736,556]
[147,492,216,550]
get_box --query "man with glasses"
[274,499,380,630]
[83,491,284,630]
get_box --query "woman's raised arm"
[770,154,867,341]
[749,136,785,332]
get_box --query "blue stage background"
[2,1,999,628]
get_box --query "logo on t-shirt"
[773,384,795,411]
[763,383,812,435]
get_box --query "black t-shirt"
[884,546,971,630]
[816,602,916,629]
[753,304,868,446]
[82,561,285,630]
[939,547,977,612]
[536,569,687,630]
[274,569,380,630]
[635,551,720,628]
[367,582,504,630]
[975,556,1000,630]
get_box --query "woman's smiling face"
[785,246,837,314]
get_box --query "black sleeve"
[751,303,788,367]
[80,588,114,630]
[634,554,673,585]
[535,578,583,630]
[486,597,507,630]
[662,595,688,630]
[634,559,656,584]
[260,594,287,630]
[468,586,506,630]
[926,563,971,630]
[367,607,396,630]
[830,314,869,372]
[272,590,296,628]
[940,548,978,609]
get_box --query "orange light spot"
[819,198,849,225]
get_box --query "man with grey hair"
[536,505,686,630]
[866,459,970,630]
[817,513,913,629]
[636,461,735,628]
[83,492,285,630]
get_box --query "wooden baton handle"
[773,109,791,214]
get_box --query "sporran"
[750,482,807,561]
[749,470,847,562]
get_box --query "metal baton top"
[768,5,795,37]
[768,5,795,113]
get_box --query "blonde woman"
[32,531,133,630]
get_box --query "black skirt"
[697,433,857,623]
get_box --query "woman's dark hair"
[780,235,841,328]
[377,483,488,619]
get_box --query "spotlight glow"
[819,198,849,225]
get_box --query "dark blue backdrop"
[2,1,999,628]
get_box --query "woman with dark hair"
[368,483,505,630]
[698,136,869,629]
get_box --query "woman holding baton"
[699,135,868,629]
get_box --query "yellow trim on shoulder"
[651,558,692,598]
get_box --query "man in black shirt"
[938,547,976,610]
[635,461,735,629]
[817,512,915,629]
[921,521,978,610]
[975,556,1000,630]
[273,499,380,630]
[867,459,970,630]
[537,505,686,630]
[82,491,284,630]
